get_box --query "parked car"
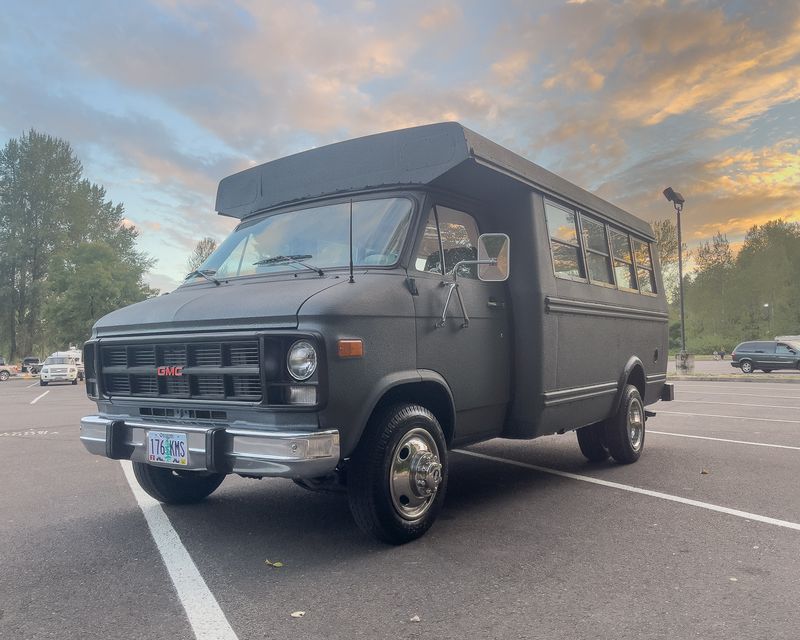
[0,356,18,381]
[731,340,800,373]
[40,355,80,385]
[21,356,42,374]
[50,348,84,380]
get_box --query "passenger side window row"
[545,199,656,294]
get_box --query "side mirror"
[477,233,510,282]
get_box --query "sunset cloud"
[1,0,798,289]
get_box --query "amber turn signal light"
[337,339,364,358]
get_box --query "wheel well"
[369,381,455,445]
[627,364,646,400]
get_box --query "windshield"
[190,197,413,281]
[45,357,69,365]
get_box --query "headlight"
[69,368,77,373]
[287,340,317,381]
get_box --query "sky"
[1,0,798,292]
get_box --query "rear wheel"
[604,385,645,464]
[347,403,447,544]
[132,462,225,504]
[576,422,609,462]
[0,370,9,382]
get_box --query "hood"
[93,275,346,337]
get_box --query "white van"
[40,348,84,386]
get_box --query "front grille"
[99,339,262,401]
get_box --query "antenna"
[348,199,355,283]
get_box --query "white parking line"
[656,410,800,425]
[676,390,800,401]
[648,430,800,451]
[672,399,800,409]
[120,461,239,640]
[26,381,40,389]
[673,382,800,392]
[30,390,50,404]
[454,449,800,532]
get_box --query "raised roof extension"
[215,122,653,238]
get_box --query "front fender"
[335,369,456,458]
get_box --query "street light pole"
[764,303,773,337]
[675,201,686,354]
[663,187,687,355]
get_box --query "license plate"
[147,431,188,466]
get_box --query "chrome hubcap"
[628,398,644,452]
[389,428,442,520]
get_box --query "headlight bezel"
[286,339,318,381]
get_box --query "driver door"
[411,205,510,444]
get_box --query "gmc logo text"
[156,366,184,376]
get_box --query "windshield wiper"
[253,254,324,276]
[185,269,221,286]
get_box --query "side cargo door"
[410,205,511,443]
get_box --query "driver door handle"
[487,298,505,309]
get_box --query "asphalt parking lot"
[2,378,799,640]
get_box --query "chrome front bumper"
[80,415,340,478]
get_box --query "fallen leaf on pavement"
[265,559,284,567]
[410,615,421,623]
[700,469,710,475]
[291,611,306,618]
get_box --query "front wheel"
[132,462,225,504]
[0,370,9,382]
[603,385,645,464]
[40,380,48,386]
[71,379,78,385]
[347,403,448,544]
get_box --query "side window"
[545,201,586,280]
[414,206,480,278]
[437,206,479,279]
[414,211,443,274]
[776,344,795,355]
[580,214,613,285]
[632,238,657,294]
[609,229,637,290]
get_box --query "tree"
[652,218,678,267]
[0,130,156,359]
[652,218,684,302]
[187,237,217,273]
[0,131,81,357]
[46,243,157,346]
[680,218,800,352]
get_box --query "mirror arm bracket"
[436,258,496,329]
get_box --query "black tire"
[0,370,9,382]
[71,379,78,385]
[347,403,448,545]
[132,462,225,504]
[576,422,609,462]
[40,380,48,386]
[604,385,645,464]
[740,360,753,374]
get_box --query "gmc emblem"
[157,366,184,376]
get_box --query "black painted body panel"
[90,122,670,467]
